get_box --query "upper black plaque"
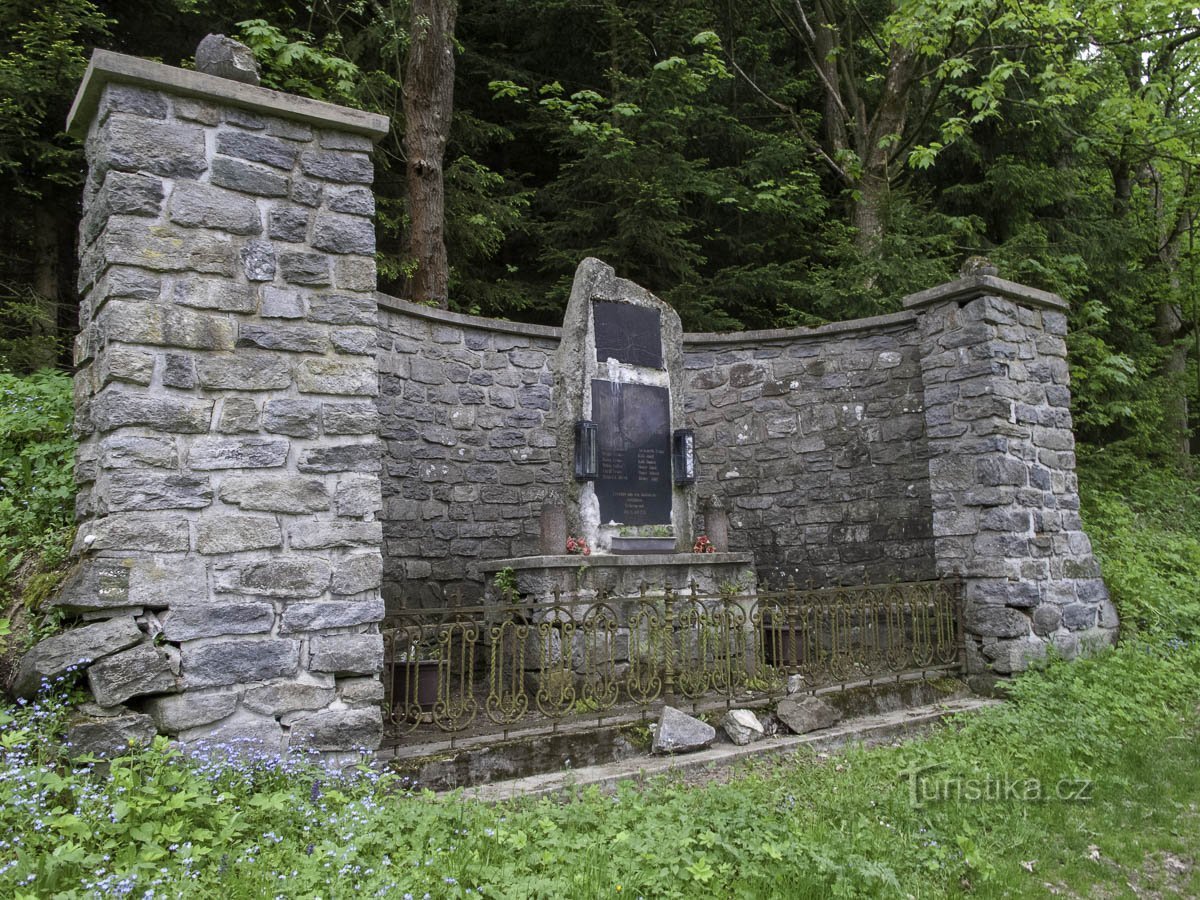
[593,302,663,369]
[591,379,672,526]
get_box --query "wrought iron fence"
[382,579,962,745]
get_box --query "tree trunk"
[403,0,457,307]
[30,205,61,369]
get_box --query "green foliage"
[1079,446,1200,638]
[1,633,1198,897]
[0,369,75,573]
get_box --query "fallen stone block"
[722,708,765,746]
[651,705,715,754]
[776,696,842,735]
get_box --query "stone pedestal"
[51,49,391,754]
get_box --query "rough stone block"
[311,213,375,255]
[220,475,331,513]
[96,346,155,387]
[218,397,259,433]
[162,353,197,389]
[237,322,328,353]
[652,705,715,754]
[14,617,143,698]
[776,696,841,734]
[91,389,213,434]
[98,432,178,469]
[173,280,257,315]
[308,633,383,675]
[195,352,291,390]
[289,706,382,751]
[335,475,382,517]
[74,513,190,553]
[297,443,381,474]
[195,33,260,84]
[260,286,305,318]
[306,293,377,325]
[163,600,275,641]
[50,559,131,613]
[101,299,236,351]
[333,255,376,291]
[184,639,299,688]
[279,252,331,285]
[330,327,376,356]
[216,130,297,170]
[295,358,378,396]
[287,520,382,550]
[144,690,238,732]
[196,515,282,554]
[127,555,208,608]
[178,709,283,754]
[337,676,384,704]
[95,115,206,178]
[66,708,156,758]
[326,185,374,216]
[268,206,310,242]
[299,151,373,184]
[262,398,321,437]
[322,401,378,435]
[240,239,277,281]
[211,156,289,197]
[964,602,1030,639]
[169,182,262,235]
[187,437,290,470]
[243,680,335,716]
[98,84,169,121]
[331,553,383,594]
[96,218,237,277]
[88,644,176,706]
[280,597,383,632]
[106,470,213,511]
[229,557,331,598]
[722,708,765,745]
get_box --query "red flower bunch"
[693,535,716,554]
[566,535,591,556]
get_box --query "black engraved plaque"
[591,379,672,525]
[593,301,663,369]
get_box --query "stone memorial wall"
[26,46,1117,754]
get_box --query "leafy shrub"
[1078,446,1200,638]
[0,369,75,572]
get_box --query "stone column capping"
[66,48,390,140]
[902,274,1069,312]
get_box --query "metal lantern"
[672,428,696,485]
[574,420,598,480]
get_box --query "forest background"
[1,0,1198,466]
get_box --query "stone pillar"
[52,49,390,754]
[907,274,1118,690]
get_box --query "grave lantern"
[672,428,696,485]
[574,420,598,480]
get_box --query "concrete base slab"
[460,697,1000,802]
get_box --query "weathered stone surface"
[287,519,382,550]
[289,706,382,751]
[220,475,331,513]
[174,279,257,314]
[1030,604,1062,636]
[91,389,214,433]
[14,617,143,698]
[299,151,373,184]
[335,475,382,517]
[217,397,259,432]
[169,181,261,234]
[330,327,376,355]
[237,322,328,353]
[95,116,206,179]
[73,513,190,553]
[50,559,131,613]
[187,437,290,470]
[196,515,282,554]
[106,470,213,511]
[184,639,299,688]
[128,555,208,608]
[776,696,841,735]
[163,600,275,640]
[66,708,156,757]
[652,705,716,754]
[262,398,321,437]
[322,401,378,434]
[337,676,384,704]
[308,633,383,675]
[92,218,238,277]
[195,34,260,84]
[243,680,335,716]
[217,130,297,170]
[88,644,176,706]
[278,252,331,285]
[722,708,765,746]
[307,293,376,325]
[268,206,310,242]
[311,214,375,255]
[230,557,331,598]
[331,553,383,594]
[240,239,277,280]
[162,353,197,389]
[964,603,1030,639]
[195,352,291,390]
[260,286,305,318]
[98,84,168,120]
[297,443,381,473]
[280,597,383,632]
[144,690,238,732]
[98,433,179,468]
[295,358,378,395]
[212,157,288,198]
[326,185,374,216]
[97,346,154,387]
[179,710,283,753]
[99,299,236,350]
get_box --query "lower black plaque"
[591,379,672,525]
